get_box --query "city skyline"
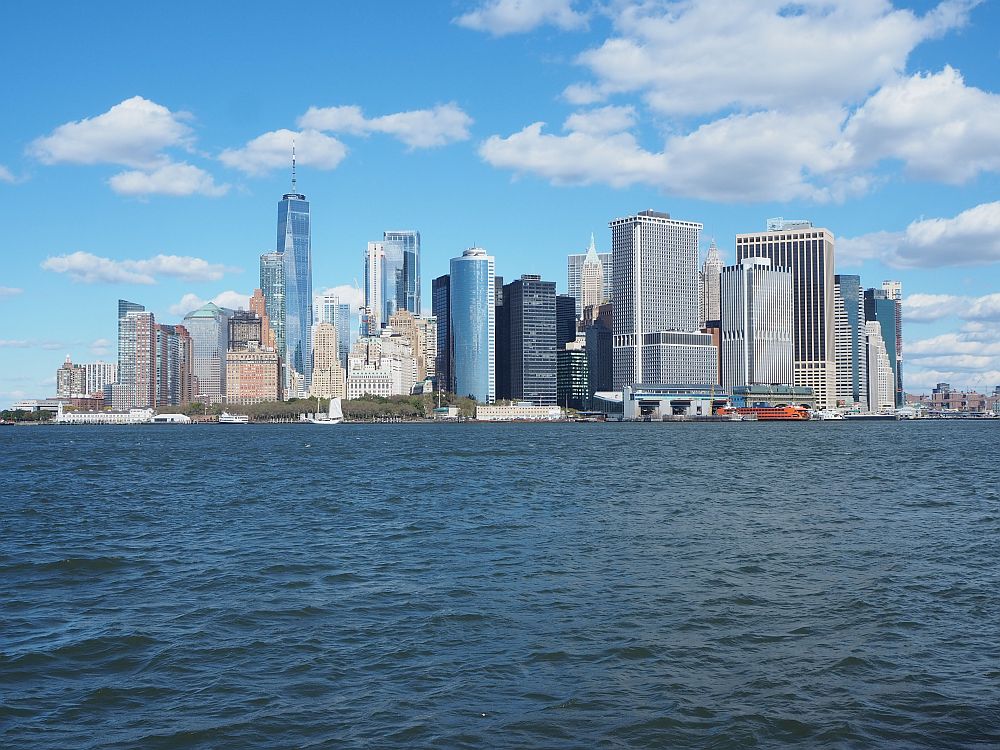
[2,1,1000,406]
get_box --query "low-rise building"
[476,402,564,421]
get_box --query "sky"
[1,0,999,406]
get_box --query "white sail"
[329,397,343,421]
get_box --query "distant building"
[309,322,345,400]
[834,275,866,408]
[228,310,263,352]
[184,302,231,405]
[346,333,416,398]
[476,403,563,421]
[388,310,428,381]
[865,288,901,407]
[567,236,612,317]
[620,384,728,421]
[314,291,351,368]
[864,320,894,412]
[56,355,86,397]
[277,175,312,388]
[259,252,286,359]
[82,361,117,397]
[154,323,193,406]
[226,344,282,404]
[557,339,589,410]
[384,230,421,315]
[556,295,577,348]
[930,383,990,413]
[432,275,452,391]
[496,275,557,405]
[736,219,836,409]
[250,288,276,351]
[699,240,723,328]
[450,247,496,404]
[585,303,613,399]
[882,280,903,403]
[113,300,156,410]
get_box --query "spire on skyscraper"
[585,232,599,261]
[291,141,297,193]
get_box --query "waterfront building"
[834,274,867,408]
[496,275,557,405]
[416,316,437,381]
[259,252,286,359]
[346,333,416,398]
[620,384,728,420]
[56,355,86,397]
[154,323,193,406]
[314,291,351,368]
[83,361,117,396]
[432,275,452,392]
[567,236,612,317]
[384,230,421,315]
[225,344,282,404]
[882,280,904,404]
[610,209,707,389]
[476,403,563,421]
[113,301,156,410]
[228,310,263,351]
[450,247,496,404]
[585,303,613,399]
[719,257,793,388]
[556,294,577,348]
[250,288,276,350]
[309,322,346,399]
[277,157,312,388]
[183,302,231,405]
[557,338,590,410]
[930,382,991,413]
[735,218,836,409]
[699,240,723,327]
[730,384,815,408]
[387,310,427,381]
[55,404,154,425]
[864,288,901,407]
[864,320,894,412]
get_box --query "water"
[1,422,998,748]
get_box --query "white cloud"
[0,165,14,183]
[168,290,251,317]
[904,292,1000,322]
[839,201,1000,268]
[0,340,31,348]
[563,105,636,135]
[41,251,237,285]
[219,129,347,176]
[455,0,586,35]
[905,322,1000,392]
[318,284,365,311]
[0,287,23,298]
[298,103,473,149]
[566,0,974,115]
[843,65,1000,183]
[90,338,112,356]
[109,162,229,197]
[28,96,193,168]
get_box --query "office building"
[249,288,276,351]
[719,257,793,388]
[416,316,437,381]
[882,280,903,404]
[228,310,263,351]
[496,275,557,405]
[277,156,312,387]
[834,274,866,408]
[183,302,231,404]
[611,209,705,389]
[384,230,421,315]
[155,323,193,406]
[736,218,836,408]
[314,291,351,368]
[557,339,589,410]
[309,322,345,399]
[450,247,496,404]
[865,320,894,412]
[432,275,452,392]
[112,300,156,410]
[556,295,577,348]
[259,252,285,359]
[226,344,282,404]
[864,288,901,407]
[585,303,613,399]
[699,240,723,327]
[56,355,86,397]
[346,333,416,398]
[388,310,428,381]
[568,236,612,317]
[83,361,117,396]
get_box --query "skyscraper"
[432,275,452,392]
[277,153,312,388]
[568,236,612,317]
[450,247,496,404]
[496,275,557,405]
[154,323,193,406]
[699,240,723,327]
[259,252,285,360]
[865,320,894,412]
[556,295,577,349]
[113,300,156,410]
[314,291,352,369]
[184,302,231,404]
[864,288,901,407]
[736,219,836,408]
[719,258,793,388]
[384,230,421,315]
[249,288,275,351]
[611,209,708,389]
[585,303,613,399]
[882,280,903,404]
[834,274,866,408]
[310,322,345,399]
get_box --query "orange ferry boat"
[717,405,811,421]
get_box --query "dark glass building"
[496,275,557,405]
[557,346,589,410]
[432,274,452,392]
[277,172,312,388]
[556,294,577,348]
[864,288,901,406]
[586,303,614,398]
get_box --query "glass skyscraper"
[277,184,312,388]
[384,230,420,315]
[449,248,495,404]
[259,252,285,361]
[432,275,451,392]
[496,275,557,405]
[183,302,231,404]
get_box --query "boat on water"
[218,412,249,424]
[306,397,343,425]
[717,405,811,421]
[843,412,898,421]
[812,409,845,420]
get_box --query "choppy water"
[1,422,998,749]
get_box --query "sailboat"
[307,397,343,425]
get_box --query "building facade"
[450,247,496,404]
[277,180,312,388]
[309,322,345,399]
[834,274,866,408]
[735,219,836,409]
[699,240,723,327]
[882,280,903,404]
[432,275,451,392]
[183,302,231,405]
[113,301,156,410]
[496,275,557,405]
[259,251,286,361]
[384,230,421,315]
[314,292,351,369]
[226,345,282,404]
[865,288,901,407]
[865,320,894,412]
[557,340,589,410]
[568,237,612,317]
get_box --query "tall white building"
[736,219,837,408]
[346,332,417,398]
[699,240,723,327]
[83,361,117,396]
[719,258,793,388]
[610,210,708,389]
[567,235,612,317]
[310,322,345,399]
[882,279,903,402]
[314,292,352,368]
[865,321,894,412]
[834,275,866,408]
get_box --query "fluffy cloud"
[455,0,586,35]
[317,284,365,311]
[169,290,251,317]
[298,103,473,149]
[28,96,192,169]
[90,338,112,356]
[41,252,236,285]
[109,162,229,197]
[0,165,14,183]
[904,293,1000,322]
[0,286,23,298]
[562,105,636,135]
[565,0,974,115]
[905,322,1000,392]
[219,129,347,176]
[840,201,1000,267]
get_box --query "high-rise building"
[226,344,282,404]
[154,323,193,406]
[416,316,437,382]
[736,218,836,408]
[556,295,577,349]
[113,301,156,410]
[568,236,612,317]
[56,355,86,397]
[259,252,285,359]
[611,209,706,388]
[314,292,351,368]
[388,310,428,381]
[277,155,312,387]
[183,303,231,404]
[865,321,894,412]
[719,258,793,388]
[432,275,452,392]
[699,240,723,327]
[82,361,117,396]
[450,247,496,404]
[228,310,263,352]
[557,339,589,410]
[882,280,903,404]
[346,332,416,398]
[496,275,557,405]
[585,303,613,398]
[309,322,345,399]
[834,274,866,408]
[249,289,275,351]
[384,230,421,315]
[864,288,901,407]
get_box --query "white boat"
[812,409,845,420]
[307,397,343,425]
[218,412,249,424]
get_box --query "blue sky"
[2,0,999,405]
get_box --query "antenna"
[291,140,297,192]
